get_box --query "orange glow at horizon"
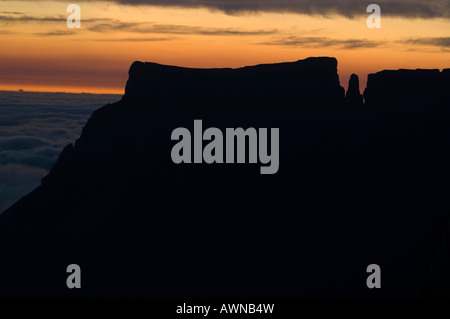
[1,1,449,93]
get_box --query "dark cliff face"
[345,73,363,106]
[124,57,345,108]
[1,58,450,298]
[363,68,450,109]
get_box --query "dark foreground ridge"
[1,58,450,298]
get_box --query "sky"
[0,0,449,93]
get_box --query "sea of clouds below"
[0,91,121,213]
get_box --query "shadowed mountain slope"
[1,58,449,298]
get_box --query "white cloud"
[0,91,120,213]
[0,163,48,213]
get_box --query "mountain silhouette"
[364,68,450,109]
[346,74,363,106]
[1,57,450,298]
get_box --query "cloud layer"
[401,37,450,48]
[100,0,450,19]
[0,91,120,213]
[0,163,48,213]
[260,36,385,49]
[88,20,277,35]
[1,0,448,19]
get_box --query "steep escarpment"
[361,68,450,298]
[1,58,450,298]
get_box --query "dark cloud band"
[401,37,450,48]
[103,0,450,19]
[0,0,449,19]
[260,36,385,49]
